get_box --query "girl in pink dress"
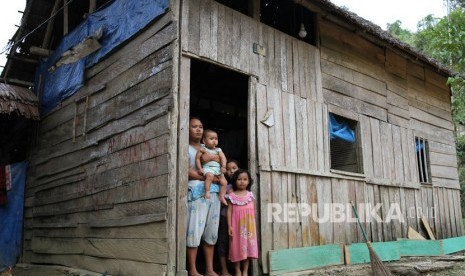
[227,170,258,276]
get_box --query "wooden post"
[249,0,260,20]
[63,0,68,35]
[42,0,61,48]
[89,0,96,13]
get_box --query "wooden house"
[3,0,462,275]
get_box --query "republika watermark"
[267,203,435,223]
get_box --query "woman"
[186,117,221,276]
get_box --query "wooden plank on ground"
[442,236,465,254]
[269,244,344,275]
[348,241,400,264]
[398,239,443,256]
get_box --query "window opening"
[329,113,363,173]
[415,137,432,183]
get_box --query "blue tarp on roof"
[329,113,355,143]
[0,162,28,270]
[36,0,169,114]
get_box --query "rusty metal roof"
[0,83,39,120]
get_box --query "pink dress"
[228,191,258,262]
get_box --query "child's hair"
[203,129,217,138]
[231,169,253,191]
[226,159,239,167]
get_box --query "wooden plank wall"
[23,13,176,275]
[182,1,463,273]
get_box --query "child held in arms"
[195,129,228,205]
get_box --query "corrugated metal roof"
[0,83,39,120]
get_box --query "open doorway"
[190,60,249,169]
[189,59,249,273]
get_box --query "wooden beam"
[249,0,260,20]
[63,0,68,35]
[42,0,61,48]
[89,0,96,13]
[29,46,52,57]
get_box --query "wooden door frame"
[176,56,259,275]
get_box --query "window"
[329,113,363,173]
[415,137,432,183]
[215,0,250,16]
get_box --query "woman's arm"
[188,165,204,181]
[195,151,204,174]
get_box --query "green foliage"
[386,20,415,45]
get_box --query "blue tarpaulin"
[0,162,28,270]
[36,0,169,114]
[329,113,355,143]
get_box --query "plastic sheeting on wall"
[0,161,28,270]
[35,0,169,114]
[329,113,355,143]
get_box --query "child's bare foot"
[220,196,228,206]
[205,190,211,199]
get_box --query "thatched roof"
[0,83,39,120]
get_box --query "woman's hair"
[231,169,253,191]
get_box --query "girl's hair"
[226,159,240,167]
[231,169,253,191]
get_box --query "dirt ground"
[2,253,464,276]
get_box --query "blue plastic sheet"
[329,113,355,143]
[36,0,169,114]
[0,162,28,270]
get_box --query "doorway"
[189,59,249,274]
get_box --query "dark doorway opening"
[190,60,249,169]
[189,59,249,274]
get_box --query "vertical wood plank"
[296,98,310,169]
[259,171,272,274]
[405,188,418,234]
[210,2,218,61]
[286,35,294,94]
[250,19,260,77]
[454,190,464,236]
[347,180,358,244]
[298,41,308,99]
[306,100,317,171]
[400,127,411,182]
[315,102,324,172]
[316,177,333,245]
[392,125,404,182]
[441,187,451,237]
[314,47,324,103]
[187,0,200,55]
[360,115,373,177]
[309,176,320,246]
[224,7,233,67]
[256,83,270,167]
[288,94,297,168]
[292,40,301,98]
[180,0,189,51]
[370,118,383,178]
[176,57,190,273]
[355,181,370,243]
[258,24,268,86]
[448,189,457,237]
[198,0,211,58]
[248,77,258,196]
[332,178,348,245]
[281,93,292,167]
[272,88,285,167]
[267,27,276,88]
[305,46,316,101]
[373,185,384,242]
[407,130,419,183]
[231,11,241,68]
[365,185,377,241]
[399,187,408,238]
[288,174,298,248]
[380,122,395,180]
[239,14,250,73]
[322,104,331,172]
[389,187,402,240]
[298,175,311,246]
[380,186,392,241]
